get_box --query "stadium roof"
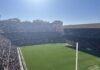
[64,23,100,29]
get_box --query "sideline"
[17,48,28,70]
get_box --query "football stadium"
[0,0,100,70]
[0,19,100,70]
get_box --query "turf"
[21,43,100,70]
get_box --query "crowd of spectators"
[0,35,20,70]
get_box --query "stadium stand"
[64,23,100,56]
[0,35,20,70]
[0,18,100,57]
[0,19,64,45]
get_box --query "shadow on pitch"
[65,45,100,57]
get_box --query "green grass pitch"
[21,43,100,70]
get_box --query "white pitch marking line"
[19,48,28,70]
[17,48,24,70]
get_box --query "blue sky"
[0,0,100,24]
